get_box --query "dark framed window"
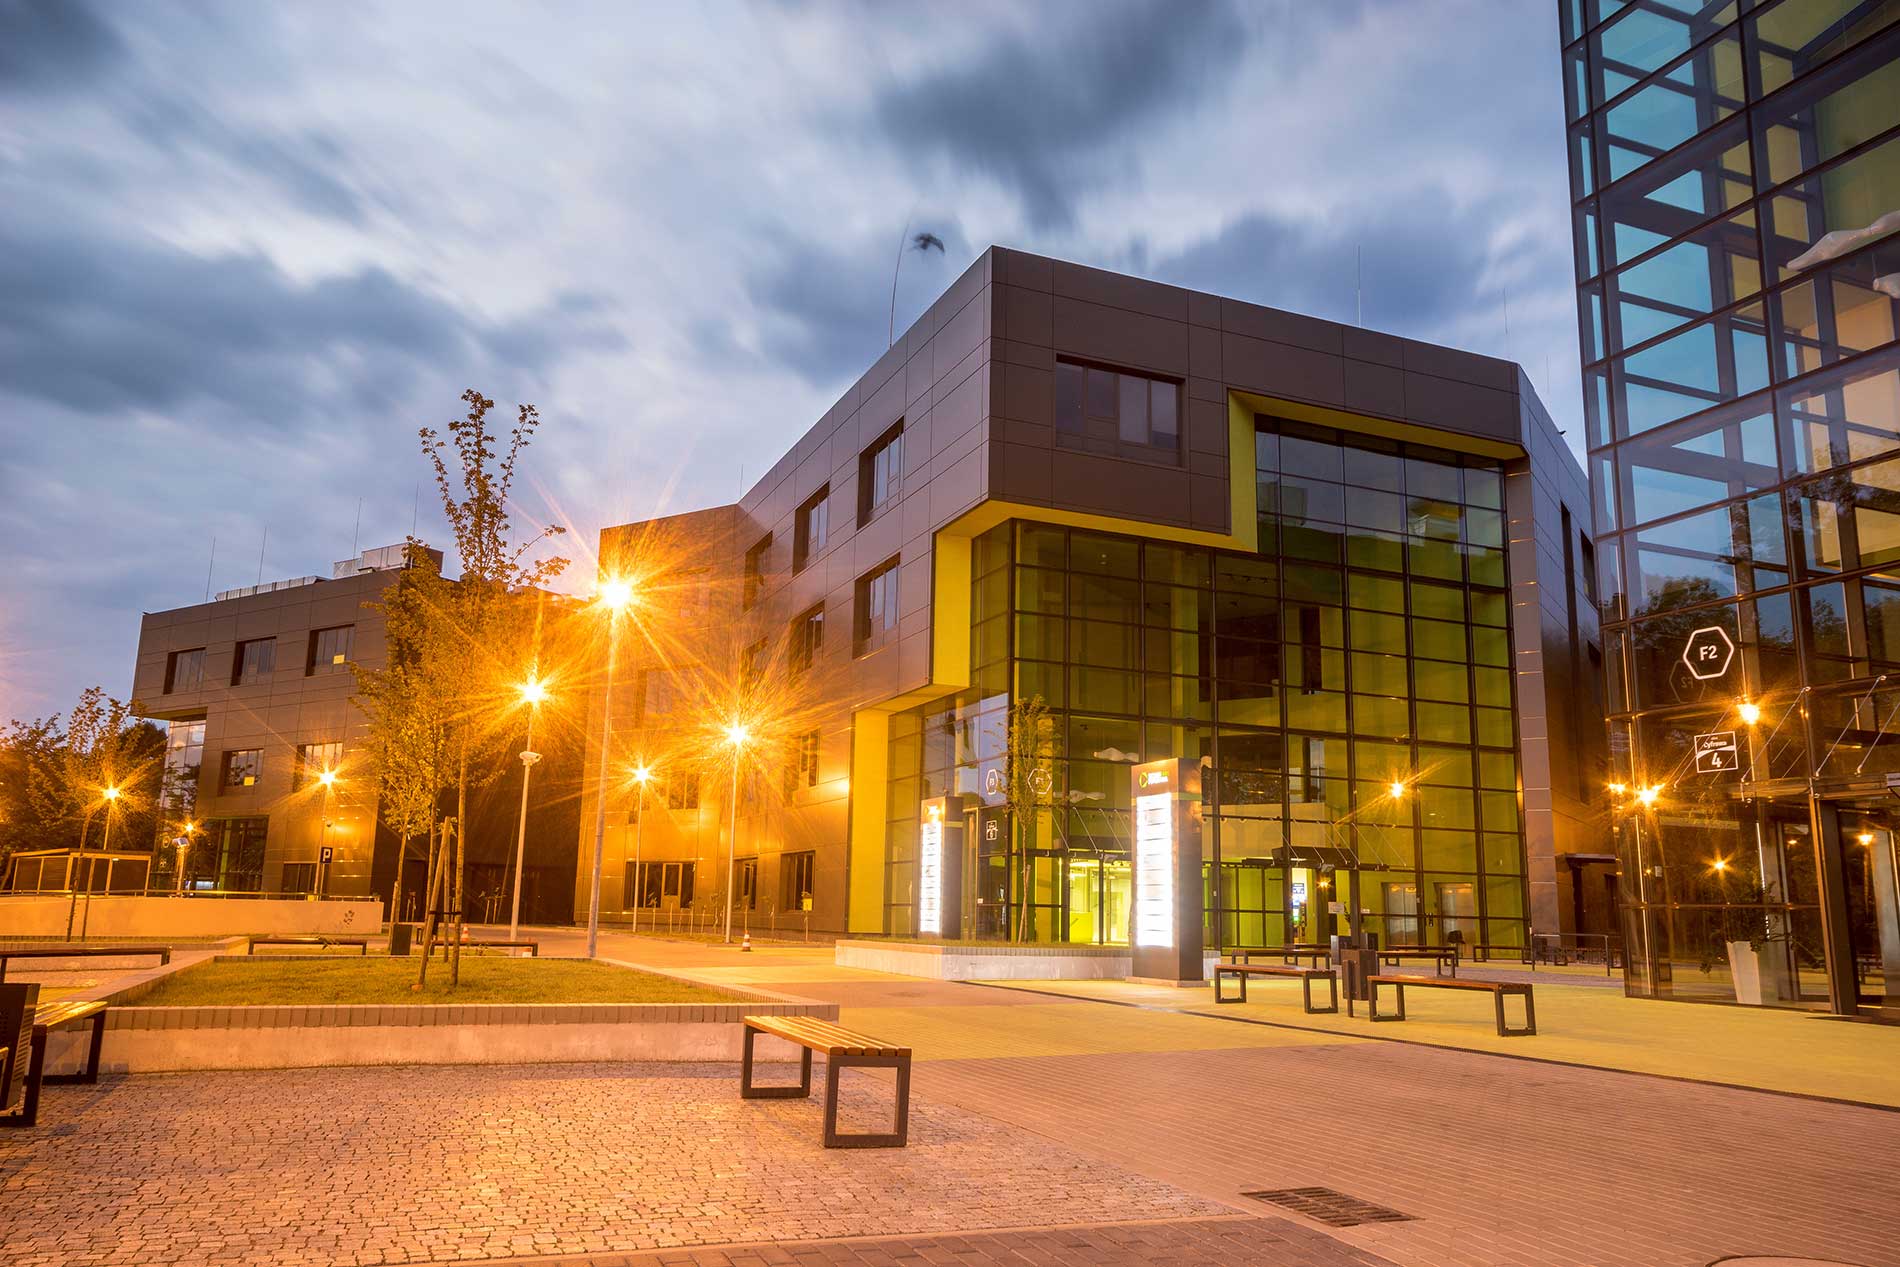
[667,770,700,810]
[782,850,815,911]
[207,816,268,891]
[231,638,275,686]
[794,486,830,572]
[791,603,825,674]
[306,625,354,674]
[221,748,263,791]
[741,638,768,693]
[785,729,820,796]
[1054,359,1181,461]
[855,557,901,654]
[743,533,772,609]
[164,648,205,693]
[279,862,317,895]
[737,857,758,910]
[294,741,343,790]
[858,422,904,526]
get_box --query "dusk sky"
[1,0,1578,722]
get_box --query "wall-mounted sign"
[318,845,334,865]
[1291,879,1307,910]
[1681,626,1736,680]
[1132,787,1175,949]
[1694,730,1738,774]
[917,805,943,936]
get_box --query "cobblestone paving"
[414,1216,1393,1266]
[0,1062,1232,1267]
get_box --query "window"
[161,721,205,811]
[741,639,769,693]
[782,850,815,911]
[743,533,772,609]
[793,486,830,572]
[791,604,825,674]
[855,557,901,654]
[667,568,714,623]
[858,422,904,526]
[221,749,262,790]
[785,729,820,796]
[306,625,354,675]
[294,741,343,790]
[231,638,275,685]
[164,648,205,693]
[279,862,317,895]
[643,668,674,719]
[737,857,758,911]
[1054,360,1181,460]
[207,817,268,891]
[667,771,700,810]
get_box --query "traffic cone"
[741,931,752,952]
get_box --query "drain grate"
[1241,1187,1414,1228]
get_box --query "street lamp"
[175,820,197,894]
[586,578,638,958]
[315,770,338,897]
[1738,698,1762,726]
[509,676,547,942]
[628,764,653,935]
[76,785,121,939]
[723,722,749,943]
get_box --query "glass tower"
[1562,0,1900,1013]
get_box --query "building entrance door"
[1837,813,1899,1010]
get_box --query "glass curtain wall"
[883,420,1527,949]
[1566,0,1900,1011]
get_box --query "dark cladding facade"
[131,546,581,920]
[1561,0,1900,1013]
[581,247,1607,955]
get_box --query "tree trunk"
[416,819,446,987]
[450,746,468,985]
[388,832,408,932]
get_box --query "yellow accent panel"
[1234,389,1526,460]
[930,532,972,691]
[846,708,890,934]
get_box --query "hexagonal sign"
[1681,626,1736,681]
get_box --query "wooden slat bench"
[1349,973,1536,1037]
[740,1015,911,1148]
[0,945,171,982]
[1378,947,1459,977]
[1227,945,1331,968]
[1213,962,1338,1012]
[1,997,109,1128]
[246,936,369,955]
[424,939,539,958]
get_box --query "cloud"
[869,0,1253,229]
[0,0,122,95]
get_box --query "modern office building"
[579,246,1607,956]
[1561,0,1900,1013]
[130,544,582,921]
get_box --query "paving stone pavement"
[0,1062,1239,1267]
[412,1216,1393,1266]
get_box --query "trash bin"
[388,922,414,956]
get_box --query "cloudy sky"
[0,0,1578,721]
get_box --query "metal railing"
[1529,931,1622,977]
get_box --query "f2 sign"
[1681,626,1735,681]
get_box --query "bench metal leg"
[1302,974,1339,1015]
[1368,981,1406,1023]
[739,1026,812,1099]
[1213,968,1245,1004]
[821,1055,910,1149]
[1496,990,1536,1037]
[1,1029,48,1128]
[43,1015,107,1086]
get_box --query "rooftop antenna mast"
[203,537,216,603]
[255,527,269,588]
[350,497,362,561]
[1356,245,1363,328]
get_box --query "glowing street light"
[1388,779,1408,800]
[510,675,547,942]
[74,784,122,940]
[628,764,653,935]
[587,577,639,958]
[1636,784,1662,808]
[723,723,750,943]
[175,820,198,895]
[1738,698,1762,726]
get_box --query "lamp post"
[315,769,338,898]
[586,579,636,959]
[175,820,197,894]
[510,677,547,942]
[723,723,749,943]
[629,764,652,935]
[78,785,120,940]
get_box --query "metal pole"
[586,611,620,959]
[509,705,538,942]
[631,781,645,936]
[81,805,111,940]
[724,752,740,943]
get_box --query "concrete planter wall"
[836,939,1218,982]
[0,895,382,938]
[80,998,838,1073]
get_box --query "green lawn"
[134,957,738,1007]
